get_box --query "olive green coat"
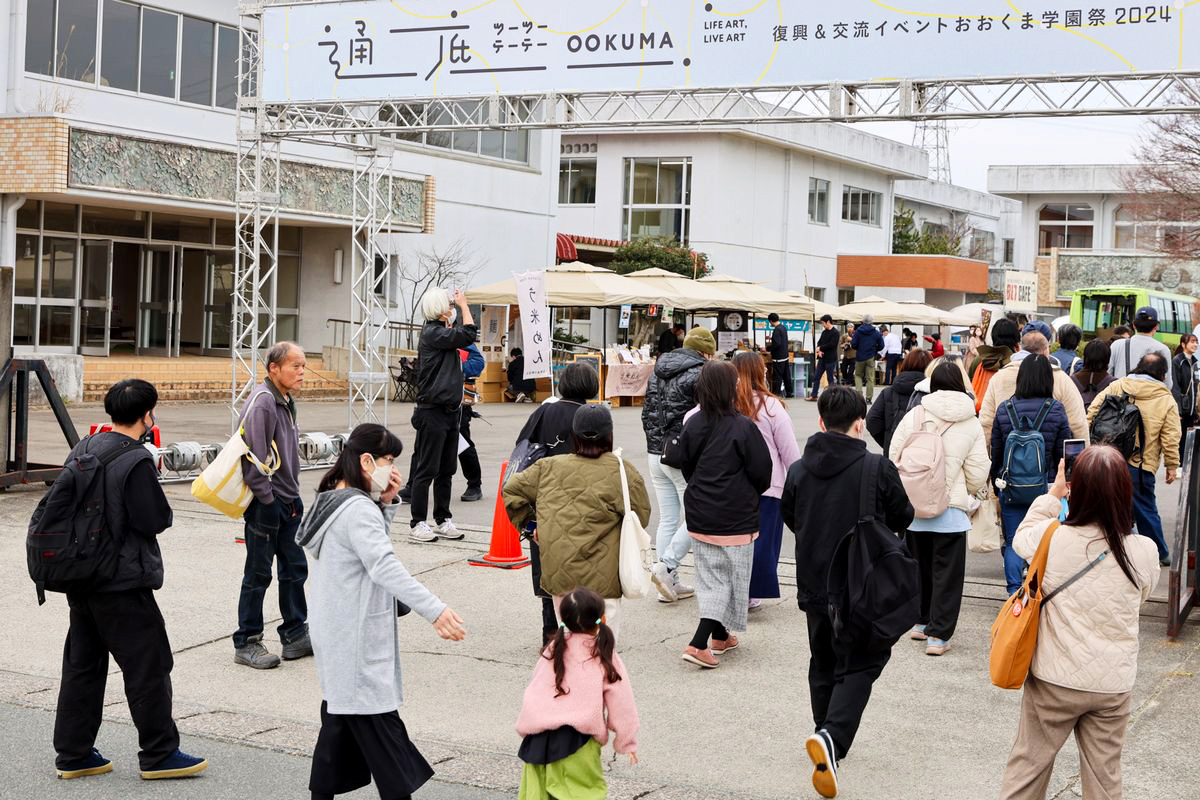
[503,453,651,599]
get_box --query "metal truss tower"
[913,86,953,183]
[232,2,1200,424]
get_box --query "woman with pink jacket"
[732,352,802,609]
[515,587,639,799]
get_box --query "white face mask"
[367,457,392,498]
[447,307,457,325]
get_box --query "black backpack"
[1090,391,1144,463]
[26,435,146,605]
[826,455,920,650]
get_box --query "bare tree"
[395,239,486,349]
[1124,86,1200,260]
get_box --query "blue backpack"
[1000,399,1053,506]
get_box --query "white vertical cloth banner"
[515,270,551,380]
[480,306,504,351]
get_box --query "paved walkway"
[2,396,1197,798]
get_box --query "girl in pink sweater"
[515,588,639,799]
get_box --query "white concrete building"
[555,123,928,307]
[988,164,1200,306]
[894,179,1021,294]
[1,0,556,359]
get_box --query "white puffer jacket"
[1015,495,1160,693]
[889,390,989,513]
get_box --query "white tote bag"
[614,448,653,600]
[191,428,279,519]
[968,488,1002,554]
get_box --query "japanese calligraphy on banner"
[1004,270,1039,314]
[260,2,1196,104]
[480,305,504,351]
[515,270,551,380]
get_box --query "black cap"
[1135,306,1158,325]
[820,314,833,323]
[572,404,613,440]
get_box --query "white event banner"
[515,270,551,380]
[1004,270,1039,314]
[261,2,1197,104]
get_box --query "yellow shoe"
[805,730,839,798]
[139,749,208,780]
[56,748,113,779]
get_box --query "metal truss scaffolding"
[233,4,1200,423]
[348,141,395,429]
[232,18,278,423]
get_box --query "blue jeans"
[647,455,691,571]
[884,354,902,385]
[811,358,838,398]
[1129,466,1169,560]
[999,499,1031,596]
[234,496,308,648]
[749,496,784,599]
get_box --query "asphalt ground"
[1,393,1197,799]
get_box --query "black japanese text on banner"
[261,2,1196,104]
[515,270,551,381]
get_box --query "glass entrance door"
[137,246,182,356]
[205,250,234,353]
[79,240,113,356]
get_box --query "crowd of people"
[38,287,1185,800]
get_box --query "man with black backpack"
[34,379,207,780]
[1089,352,1180,566]
[781,386,915,799]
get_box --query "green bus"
[1069,286,1198,349]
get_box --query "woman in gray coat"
[297,424,466,800]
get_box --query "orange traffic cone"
[468,461,531,569]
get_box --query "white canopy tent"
[466,262,672,308]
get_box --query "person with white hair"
[408,288,477,543]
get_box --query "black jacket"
[507,357,537,394]
[816,328,840,362]
[769,324,789,360]
[416,321,479,410]
[865,371,925,454]
[657,329,679,356]
[67,432,174,593]
[1172,353,1198,420]
[641,347,706,455]
[782,432,913,611]
[515,400,584,456]
[671,411,772,535]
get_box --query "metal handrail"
[326,318,423,352]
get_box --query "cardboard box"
[482,362,506,382]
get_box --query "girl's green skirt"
[518,739,606,800]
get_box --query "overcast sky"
[856,116,1149,192]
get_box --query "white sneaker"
[409,521,438,543]
[650,562,678,603]
[673,574,695,600]
[433,519,464,540]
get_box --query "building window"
[1038,204,1094,255]
[100,0,139,91]
[970,229,996,263]
[1002,238,1015,265]
[622,157,692,244]
[808,178,829,224]
[559,159,597,205]
[180,16,215,105]
[388,101,532,164]
[805,286,825,303]
[842,185,882,226]
[837,288,855,307]
[56,0,98,82]
[26,0,239,110]
[1114,205,1198,252]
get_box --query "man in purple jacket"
[233,341,309,670]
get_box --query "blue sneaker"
[57,748,113,780]
[140,749,208,780]
[909,624,927,641]
[926,637,951,656]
